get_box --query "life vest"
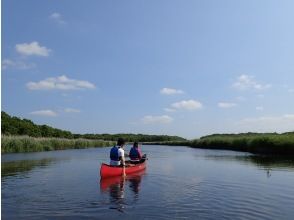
[110,146,120,161]
[129,147,140,160]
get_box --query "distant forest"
[1,111,186,142]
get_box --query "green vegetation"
[1,111,185,153]
[73,133,186,142]
[1,111,185,142]
[194,133,294,155]
[3,111,293,155]
[145,133,294,155]
[1,135,115,153]
[1,111,73,138]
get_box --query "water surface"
[2,145,294,219]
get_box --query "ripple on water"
[138,170,294,220]
[2,146,294,220]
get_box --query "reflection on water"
[203,153,294,180]
[204,153,294,170]
[1,158,55,179]
[248,155,294,169]
[2,146,294,219]
[128,173,142,197]
[100,171,145,212]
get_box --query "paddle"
[122,146,126,177]
[121,166,125,177]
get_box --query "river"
[2,145,294,219]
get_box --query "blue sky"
[2,0,294,139]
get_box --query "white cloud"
[171,99,203,111]
[282,85,294,93]
[64,108,80,113]
[16,42,51,56]
[50,12,66,24]
[218,102,237,108]
[164,108,176,112]
[237,114,294,132]
[232,74,271,91]
[256,106,264,111]
[141,115,173,124]
[160,87,184,95]
[2,59,35,70]
[26,75,96,90]
[30,110,57,117]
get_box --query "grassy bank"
[1,135,115,153]
[144,133,294,155]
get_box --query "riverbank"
[144,133,294,155]
[1,135,115,153]
[3,133,294,155]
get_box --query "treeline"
[74,133,186,142]
[1,111,186,142]
[2,111,73,138]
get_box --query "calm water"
[2,145,294,220]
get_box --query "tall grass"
[144,133,294,155]
[193,133,294,154]
[1,135,115,153]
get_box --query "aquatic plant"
[144,133,294,155]
[1,135,115,153]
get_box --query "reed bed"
[144,133,294,155]
[192,134,294,155]
[1,135,115,153]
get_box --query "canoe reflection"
[100,170,145,212]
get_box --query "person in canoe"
[129,142,144,164]
[110,138,126,167]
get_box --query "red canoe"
[100,159,147,178]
